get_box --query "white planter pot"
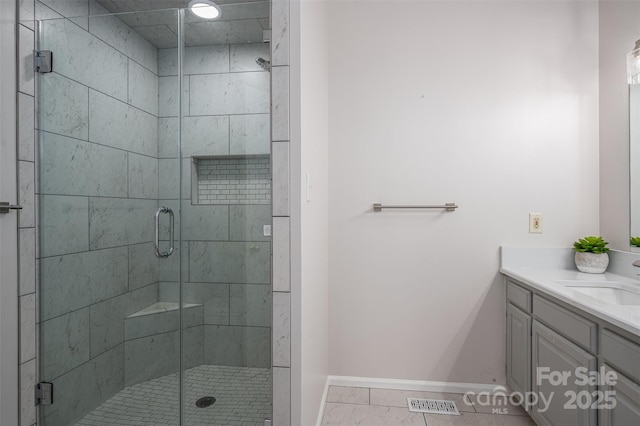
[574,252,609,274]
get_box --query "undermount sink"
[555,280,640,306]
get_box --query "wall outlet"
[529,213,543,234]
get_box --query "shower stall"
[36,2,272,424]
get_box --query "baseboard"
[328,375,499,394]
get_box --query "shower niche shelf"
[191,155,271,205]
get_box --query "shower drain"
[195,396,216,408]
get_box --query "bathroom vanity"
[501,248,640,426]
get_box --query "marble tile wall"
[17,2,38,425]
[157,41,274,372]
[21,1,163,425]
[271,1,292,425]
[270,42,291,354]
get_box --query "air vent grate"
[407,398,460,415]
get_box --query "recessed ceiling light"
[188,0,221,19]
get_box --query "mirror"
[630,85,640,249]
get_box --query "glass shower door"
[37,3,272,425]
[37,9,182,425]
[179,3,272,424]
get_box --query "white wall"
[298,0,330,424]
[599,0,640,250]
[327,0,599,384]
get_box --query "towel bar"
[373,203,458,212]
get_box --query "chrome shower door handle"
[154,207,174,259]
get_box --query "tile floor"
[74,365,271,426]
[321,387,537,426]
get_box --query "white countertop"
[500,266,640,337]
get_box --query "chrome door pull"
[0,202,23,214]
[154,207,174,258]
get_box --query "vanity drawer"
[533,295,597,353]
[507,279,532,313]
[602,330,640,383]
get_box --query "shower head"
[255,57,271,71]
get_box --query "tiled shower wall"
[16,1,38,425]
[271,1,293,425]
[156,43,273,369]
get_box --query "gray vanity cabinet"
[531,320,597,426]
[506,302,531,395]
[505,277,640,425]
[600,329,640,425]
[599,364,640,426]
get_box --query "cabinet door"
[506,303,531,395]
[599,364,640,426]
[532,320,597,426]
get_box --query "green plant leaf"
[573,235,609,253]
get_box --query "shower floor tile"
[74,365,271,426]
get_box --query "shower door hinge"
[35,382,53,406]
[33,50,53,73]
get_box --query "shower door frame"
[35,8,185,425]
[29,0,291,423]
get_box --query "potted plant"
[631,237,640,247]
[573,236,610,273]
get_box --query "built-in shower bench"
[125,302,203,340]
[124,302,204,386]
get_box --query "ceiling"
[95,0,269,48]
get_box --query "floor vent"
[407,398,460,415]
